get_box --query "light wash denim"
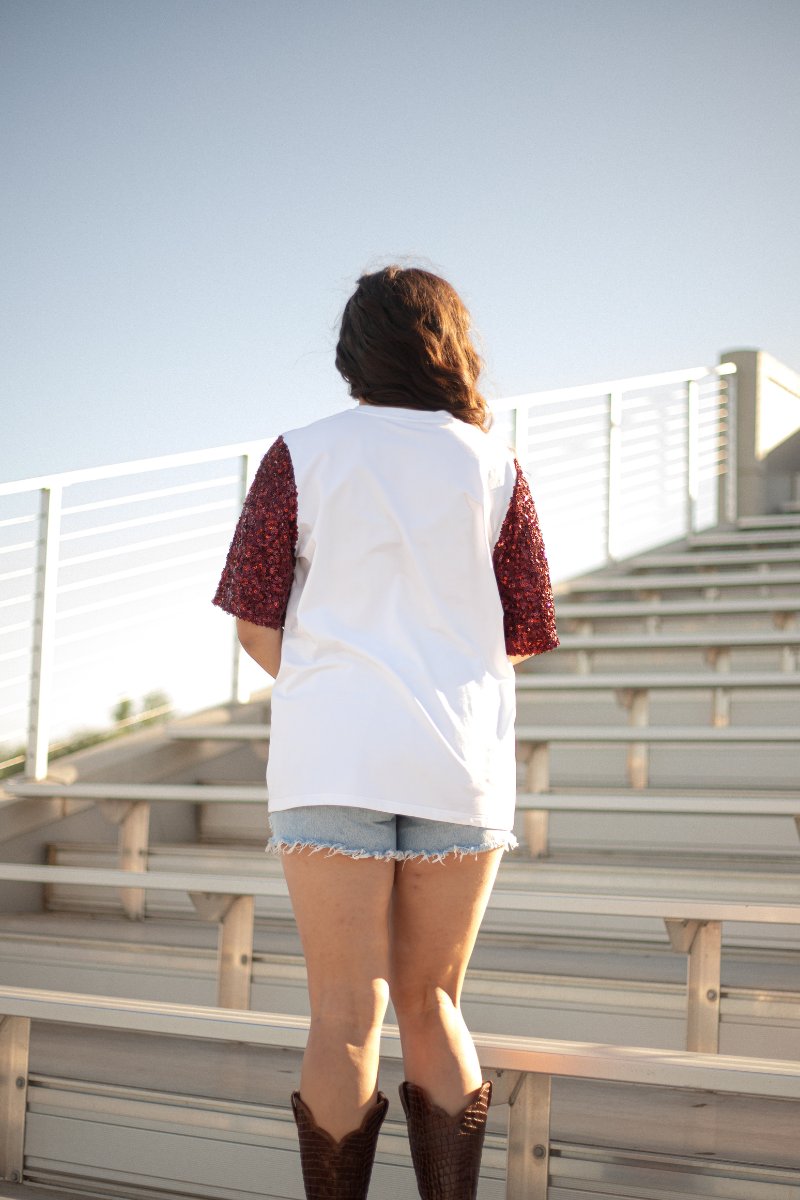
[267,804,517,862]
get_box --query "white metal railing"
[0,439,275,778]
[0,362,735,780]
[493,363,735,582]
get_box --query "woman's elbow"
[236,618,283,677]
[236,617,262,649]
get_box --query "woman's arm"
[212,438,298,679]
[236,618,283,679]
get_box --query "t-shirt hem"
[267,791,515,831]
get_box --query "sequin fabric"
[212,436,298,628]
[493,461,559,656]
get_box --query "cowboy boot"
[399,1080,492,1200]
[291,1091,389,1200]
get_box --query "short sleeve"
[212,436,298,629]
[492,461,559,656]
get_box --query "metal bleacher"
[3,512,800,1195]
[2,349,800,1197]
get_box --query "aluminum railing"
[0,438,274,778]
[493,363,735,581]
[0,362,734,779]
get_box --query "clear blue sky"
[2,0,799,482]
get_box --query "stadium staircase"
[1,515,800,1197]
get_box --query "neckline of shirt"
[354,404,452,425]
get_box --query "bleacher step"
[558,568,800,593]
[11,1006,800,1200]
[40,842,800,953]
[1,924,798,1059]
[45,841,800,897]
[20,1070,800,1200]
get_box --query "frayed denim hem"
[265,833,517,864]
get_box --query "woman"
[213,266,558,1200]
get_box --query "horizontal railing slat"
[56,544,230,596]
[495,365,720,412]
[60,474,239,517]
[0,438,276,497]
[58,498,236,544]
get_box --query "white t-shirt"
[214,404,558,831]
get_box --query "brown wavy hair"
[335,266,491,432]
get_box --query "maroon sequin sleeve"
[212,437,298,628]
[492,462,559,656]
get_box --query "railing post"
[517,740,550,856]
[523,810,549,859]
[706,647,731,727]
[664,918,722,1053]
[25,485,62,780]
[0,1014,29,1182]
[526,742,550,794]
[96,799,151,920]
[512,402,522,460]
[575,619,593,675]
[773,612,797,673]
[96,800,151,920]
[685,920,722,1053]
[721,367,737,523]
[189,891,254,1009]
[119,803,150,920]
[606,392,622,561]
[618,687,649,788]
[687,380,700,534]
[218,894,255,1009]
[506,1071,551,1200]
[231,453,253,705]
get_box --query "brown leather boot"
[291,1091,389,1200]
[399,1080,492,1200]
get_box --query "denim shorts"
[267,805,517,862]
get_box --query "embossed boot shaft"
[291,1091,388,1200]
[399,1081,492,1200]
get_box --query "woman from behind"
[214,266,558,1200]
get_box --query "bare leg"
[281,847,395,1140]
[389,848,503,1116]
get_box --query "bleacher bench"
[1,985,800,1199]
